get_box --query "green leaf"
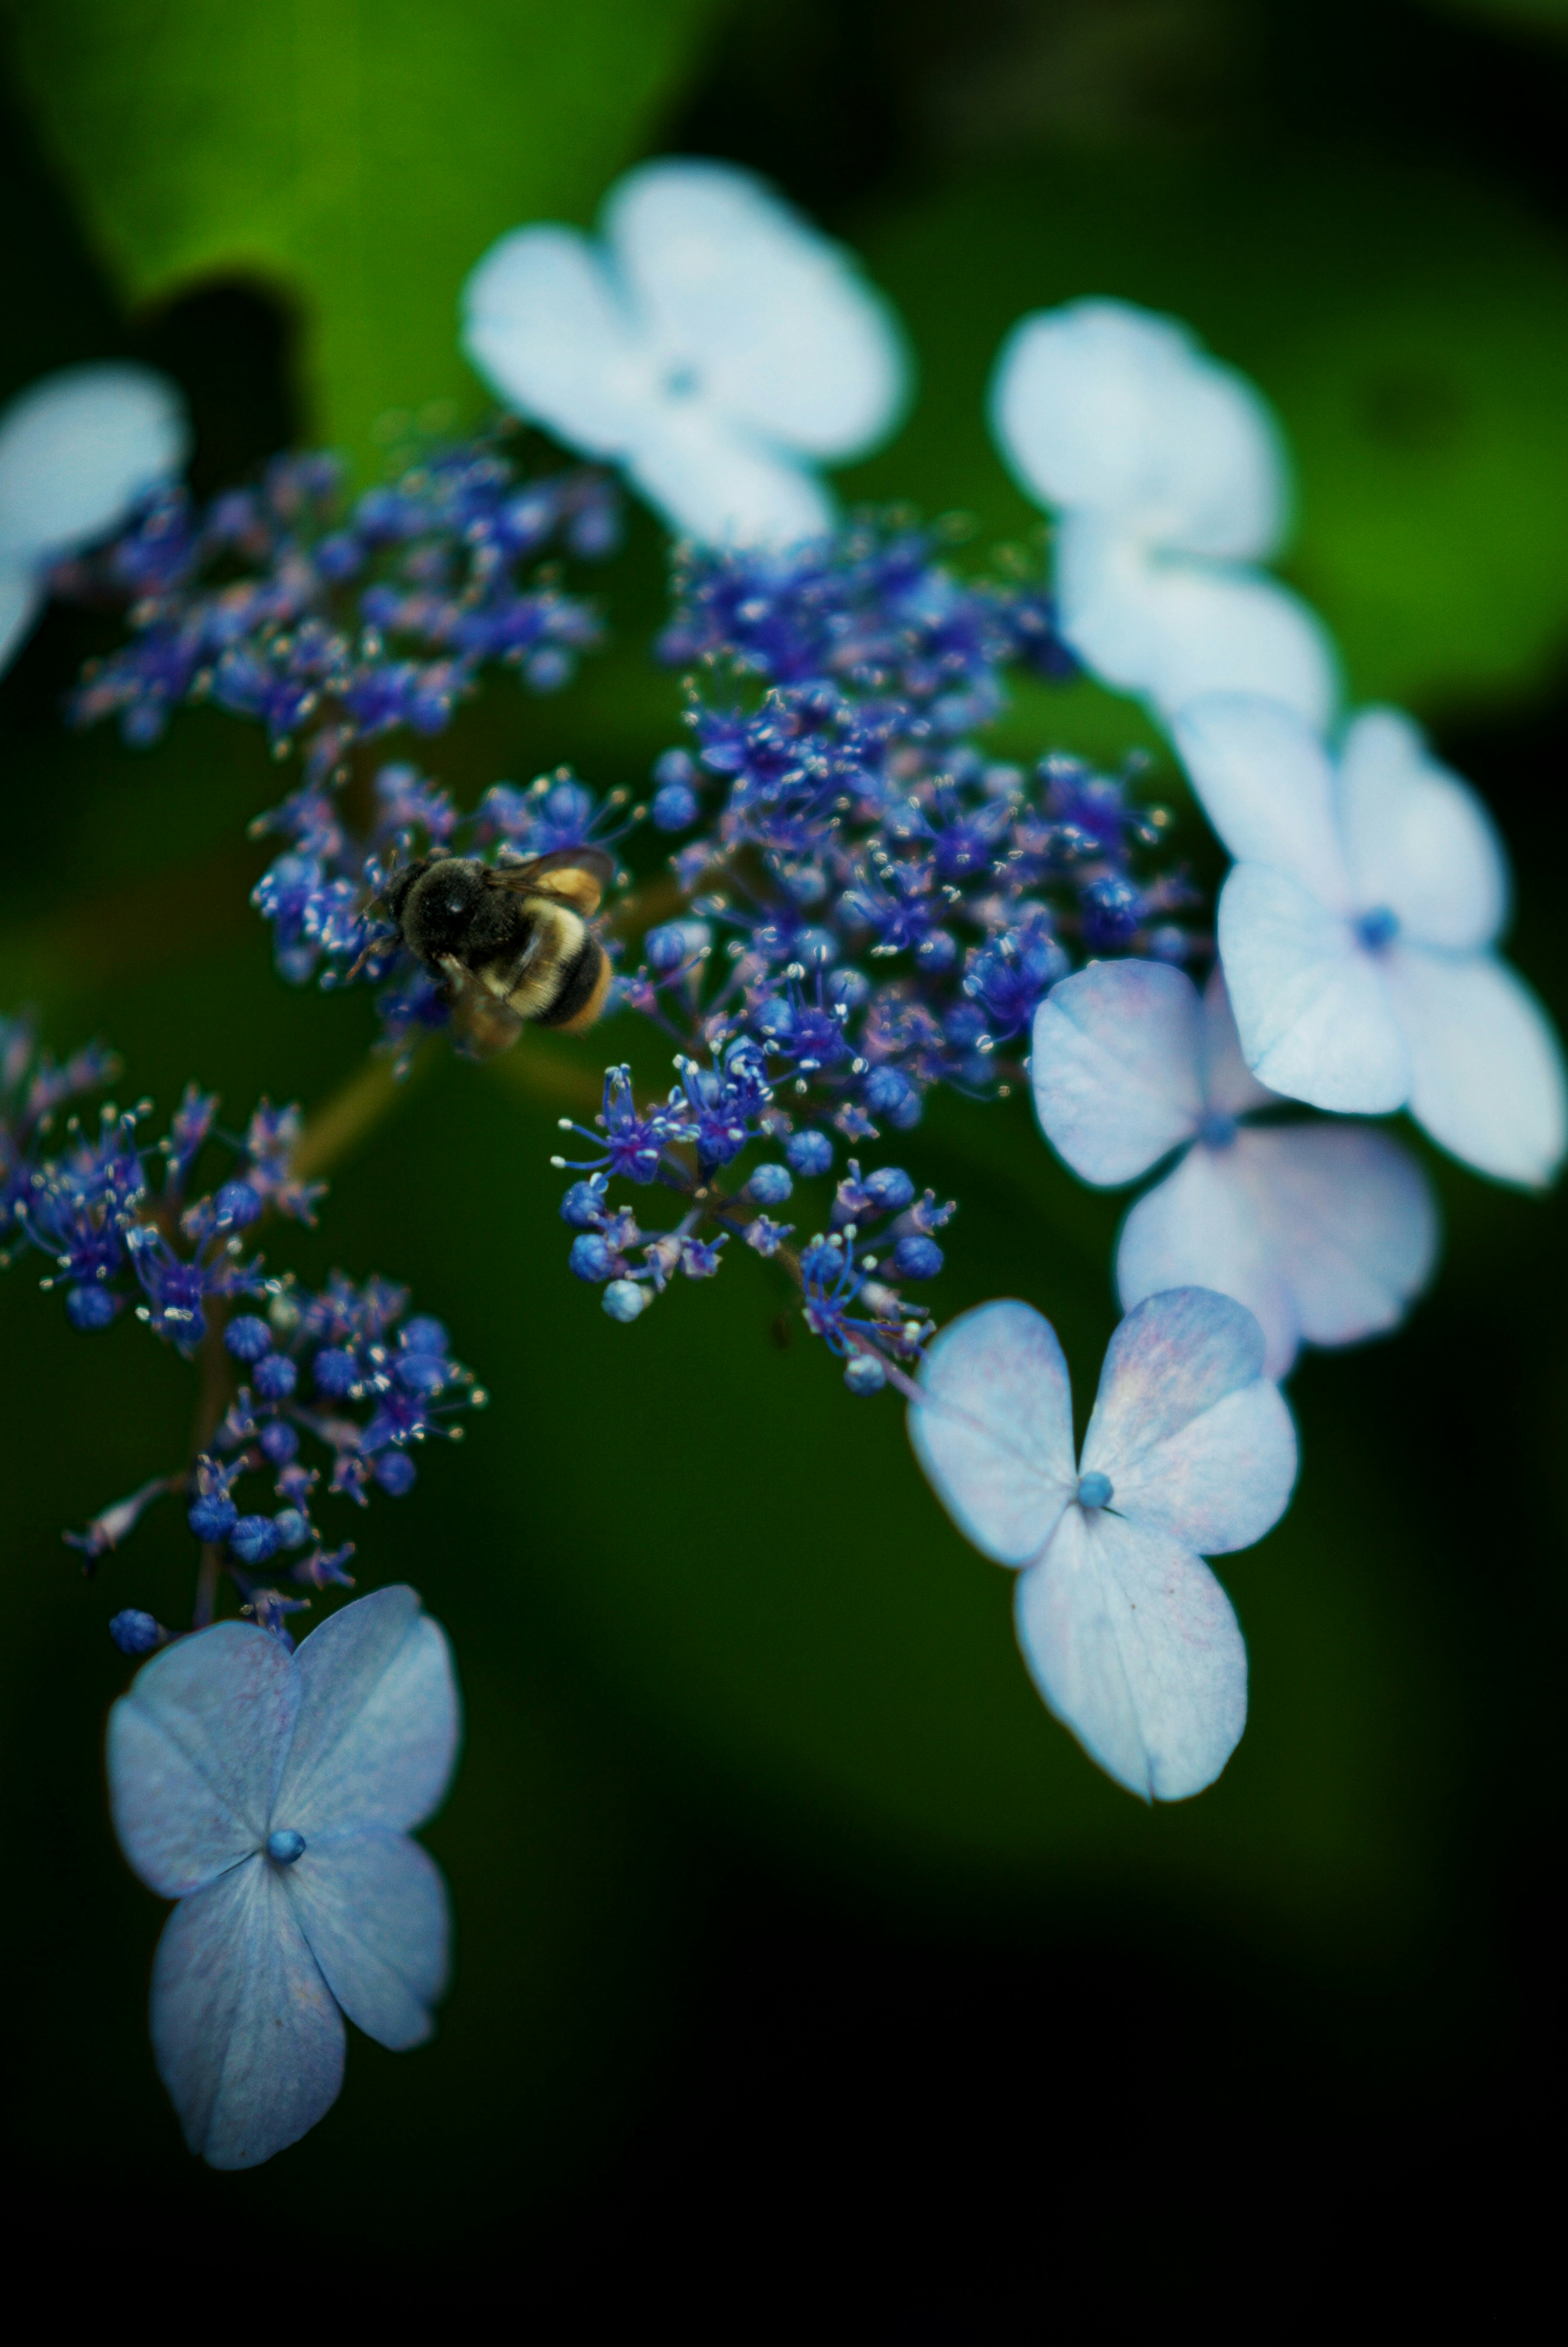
[842,151,1568,720]
[7,0,724,469]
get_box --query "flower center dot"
[1196,1110,1238,1150]
[662,365,702,401]
[1356,905,1399,951]
[266,1828,307,1865]
[1077,1470,1114,1510]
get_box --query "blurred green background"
[2,0,1563,2309]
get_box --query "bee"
[376,846,616,1057]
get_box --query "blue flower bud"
[844,1353,887,1396]
[259,1420,300,1465]
[569,1232,616,1283]
[254,1353,298,1401]
[273,1509,310,1549]
[214,1178,263,1228]
[400,1316,449,1354]
[602,1278,650,1323]
[785,1129,834,1178]
[373,1450,418,1496]
[395,1351,448,1394]
[266,1828,307,1865]
[863,1067,912,1116]
[188,1494,238,1542]
[893,1235,944,1280]
[66,1284,119,1332]
[230,1515,283,1565]
[109,1609,163,1655]
[864,1167,915,1213]
[225,1315,273,1363]
[828,967,870,1011]
[313,1346,358,1396]
[646,921,693,972]
[746,1163,793,1206]
[651,781,699,831]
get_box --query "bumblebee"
[378,846,615,1056]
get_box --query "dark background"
[2,0,1563,2320]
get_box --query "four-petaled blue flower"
[109,1585,459,2170]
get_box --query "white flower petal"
[1058,521,1337,728]
[1199,966,1277,1117]
[628,406,836,547]
[1116,1123,1438,1378]
[606,159,907,460]
[0,562,41,672]
[1336,708,1509,953]
[1116,1146,1301,1380]
[277,1586,460,1839]
[1082,1287,1297,1553]
[987,298,1285,556]
[1218,863,1409,1111]
[1014,1509,1248,1801]
[283,1827,449,2052]
[1173,693,1353,908]
[1383,945,1568,1187]
[463,225,655,456]
[108,1623,299,1897]
[1030,959,1204,1185]
[0,362,187,564]
[908,1299,1076,1566]
[151,1857,343,2170]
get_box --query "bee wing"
[486,846,614,916]
[435,954,526,1061]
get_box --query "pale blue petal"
[1116,1147,1301,1379]
[987,299,1285,557]
[1384,945,1568,1188]
[1172,693,1352,908]
[1116,1125,1439,1378]
[283,1827,450,2051]
[1081,1287,1297,1552]
[276,1586,460,1838]
[908,1300,1076,1567]
[1198,966,1277,1117]
[1336,709,1509,953]
[0,363,188,563]
[628,407,836,547]
[108,1624,298,1897]
[1014,1510,1247,1801]
[463,225,654,456]
[1058,523,1337,728]
[0,563,40,673]
[1218,863,1409,1111]
[151,1858,343,2170]
[605,159,908,461]
[1030,960,1203,1185]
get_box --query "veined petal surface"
[283,1827,450,2052]
[1116,1145,1300,1379]
[278,1586,460,1838]
[1058,523,1337,728]
[1198,967,1277,1117]
[909,1300,1076,1567]
[1013,1510,1248,1801]
[1336,708,1509,953]
[1174,694,1353,907]
[0,363,187,562]
[1081,1287,1296,1553]
[109,1624,298,1897]
[605,160,907,460]
[1218,863,1409,1111]
[1384,946,1568,1188]
[463,226,654,456]
[1030,959,1204,1185]
[150,1858,343,2171]
[628,406,835,547]
[987,299,1285,556]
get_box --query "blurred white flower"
[0,362,189,672]
[463,157,909,548]
[987,298,1337,726]
[1031,958,1439,1377]
[1176,692,1567,1187]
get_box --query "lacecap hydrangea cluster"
[0,1010,482,1650]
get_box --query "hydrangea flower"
[0,363,188,670]
[1031,959,1439,1377]
[1175,694,1568,1187]
[108,1586,459,2169]
[987,300,1336,726]
[909,1287,1296,1799]
[463,158,909,546]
